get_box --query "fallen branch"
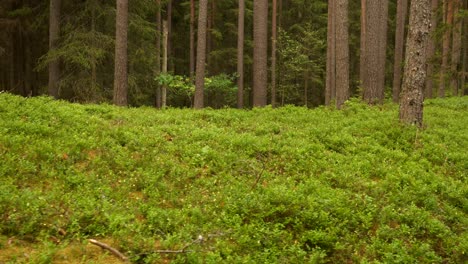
[89,239,129,262]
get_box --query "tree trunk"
[190,0,195,78]
[253,0,268,107]
[439,0,453,97]
[399,0,430,127]
[162,20,168,108]
[362,0,388,104]
[326,0,336,106]
[155,0,162,108]
[462,0,468,95]
[237,0,245,109]
[271,0,277,108]
[450,0,462,96]
[48,0,61,98]
[425,0,438,99]
[166,0,173,72]
[335,0,350,109]
[194,0,209,109]
[359,0,366,84]
[113,0,128,106]
[392,0,408,102]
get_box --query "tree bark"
[439,0,453,97]
[155,0,162,108]
[271,0,277,108]
[113,0,128,106]
[362,0,388,104]
[425,0,438,99]
[166,0,173,72]
[359,0,366,84]
[335,0,350,109]
[194,0,209,109]
[326,0,336,105]
[237,0,245,108]
[392,0,408,102]
[253,0,268,107]
[450,0,462,96]
[190,0,195,78]
[399,0,430,127]
[48,0,61,98]
[162,20,168,108]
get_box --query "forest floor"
[0,93,467,263]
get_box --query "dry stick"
[89,239,129,262]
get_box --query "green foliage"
[0,93,467,263]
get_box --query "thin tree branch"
[89,239,129,262]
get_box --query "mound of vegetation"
[0,93,467,263]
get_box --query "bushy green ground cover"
[0,93,466,263]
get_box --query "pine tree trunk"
[113,0,128,106]
[166,0,173,72]
[253,0,268,107]
[399,0,430,127]
[190,0,195,78]
[48,0,61,98]
[271,0,277,108]
[439,0,453,97]
[392,0,408,102]
[194,0,209,109]
[155,0,162,108]
[359,0,366,84]
[450,0,462,96]
[463,0,468,95]
[162,20,168,108]
[326,0,336,106]
[237,0,245,109]
[362,0,388,104]
[425,0,438,99]
[335,0,350,109]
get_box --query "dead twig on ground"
[89,239,129,263]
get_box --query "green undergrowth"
[0,93,467,263]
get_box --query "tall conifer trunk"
[113,0,128,106]
[237,0,245,108]
[326,0,336,106]
[450,0,462,96]
[48,0,61,98]
[155,0,162,108]
[271,0,277,107]
[425,0,438,99]
[439,0,453,97]
[335,0,350,108]
[253,0,268,107]
[399,0,430,127]
[194,0,209,109]
[392,0,408,102]
[190,0,195,78]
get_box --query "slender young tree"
[392,0,408,102]
[425,0,438,99]
[194,0,209,109]
[48,0,61,98]
[271,0,277,107]
[113,0,128,106]
[439,0,454,97]
[162,20,168,108]
[237,0,245,108]
[399,0,430,127]
[253,0,268,107]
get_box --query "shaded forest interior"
[0,0,467,108]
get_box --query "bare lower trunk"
[335,0,350,108]
[190,0,195,78]
[194,0,209,109]
[237,0,245,108]
[326,0,336,105]
[439,0,453,97]
[253,0,268,107]
[155,0,162,108]
[392,0,408,102]
[399,0,430,127]
[162,21,168,108]
[113,0,128,106]
[271,0,277,108]
[425,0,438,99]
[450,0,462,96]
